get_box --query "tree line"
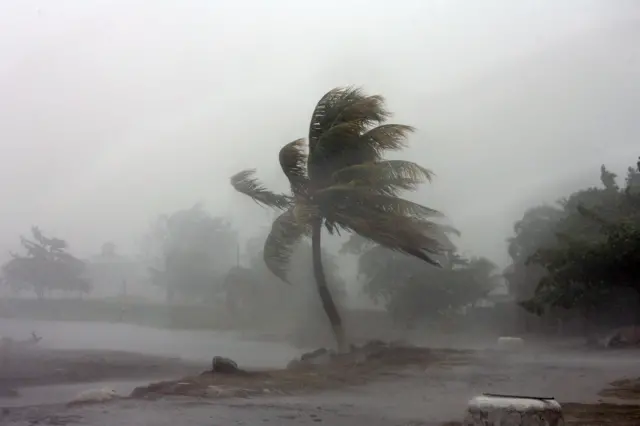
[2,85,635,351]
[507,157,640,333]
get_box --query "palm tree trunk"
[311,221,346,352]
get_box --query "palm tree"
[230,87,447,351]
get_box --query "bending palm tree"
[231,87,447,351]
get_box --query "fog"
[0,0,638,267]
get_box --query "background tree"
[354,241,498,327]
[505,205,564,301]
[223,228,346,345]
[145,204,239,304]
[100,242,117,258]
[231,87,448,350]
[1,227,90,298]
[515,156,640,333]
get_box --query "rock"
[300,348,329,361]
[69,388,118,405]
[211,356,242,374]
[496,336,525,351]
[299,348,334,366]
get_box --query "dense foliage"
[509,157,640,328]
[1,227,90,298]
[347,235,499,326]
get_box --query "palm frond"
[316,185,443,219]
[360,124,415,157]
[308,87,388,154]
[332,92,389,130]
[332,160,434,195]
[308,122,362,177]
[329,210,443,266]
[263,207,309,283]
[279,138,309,196]
[230,169,292,210]
[308,88,344,152]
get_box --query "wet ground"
[0,318,305,407]
[1,318,639,425]
[0,318,302,367]
[2,346,640,425]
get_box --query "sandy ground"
[2,344,640,425]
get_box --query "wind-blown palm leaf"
[279,138,309,196]
[360,124,414,157]
[329,209,443,266]
[315,185,443,219]
[332,160,435,195]
[308,87,388,151]
[308,88,394,180]
[308,88,343,152]
[332,92,389,129]
[230,169,292,210]
[263,207,309,283]
[308,125,364,181]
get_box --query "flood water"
[0,318,306,407]
[0,318,303,368]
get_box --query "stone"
[69,388,118,405]
[465,394,564,426]
[299,348,334,366]
[211,356,241,374]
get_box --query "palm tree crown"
[231,87,448,283]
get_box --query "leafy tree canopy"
[1,227,90,298]
[144,204,238,303]
[515,156,640,318]
[353,241,500,325]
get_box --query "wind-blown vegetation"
[348,237,500,326]
[508,157,640,332]
[231,86,449,350]
[1,227,90,298]
[143,204,238,304]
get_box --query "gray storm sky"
[0,0,638,267]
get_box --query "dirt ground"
[131,342,471,400]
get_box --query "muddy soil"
[131,343,470,400]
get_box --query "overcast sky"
[0,0,638,269]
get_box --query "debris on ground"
[131,340,469,400]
